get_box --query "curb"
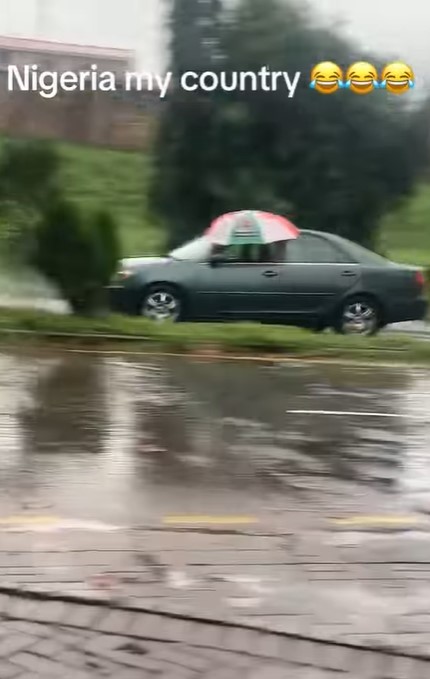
[0,327,427,369]
[0,585,429,665]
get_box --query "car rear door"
[265,234,361,321]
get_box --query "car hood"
[121,256,170,270]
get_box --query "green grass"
[1,308,430,363]
[380,182,430,267]
[56,143,164,256]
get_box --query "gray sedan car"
[108,229,427,335]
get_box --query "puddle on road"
[0,348,429,525]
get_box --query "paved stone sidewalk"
[0,591,429,678]
[4,522,430,659]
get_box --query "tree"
[149,0,224,248]
[0,140,62,261]
[169,0,223,75]
[32,200,120,315]
[150,0,429,249]
[0,139,61,212]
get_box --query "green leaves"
[33,200,120,315]
[151,0,429,249]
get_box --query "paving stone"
[11,653,65,676]
[30,601,68,625]
[155,645,213,671]
[30,638,66,658]
[63,604,102,629]
[6,621,51,638]
[391,655,429,679]
[220,627,262,654]
[0,634,36,657]
[410,659,430,679]
[0,588,429,678]
[202,670,242,679]
[247,664,299,678]
[0,596,11,616]
[7,598,41,621]
[0,660,23,677]
[94,609,135,635]
[130,612,184,641]
[187,646,252,667]
[278,637,317,666]
[317,644,357,672]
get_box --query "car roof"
[299,229,341,241]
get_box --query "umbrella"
[206,210,299,245]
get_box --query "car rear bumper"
[385,297,428,324]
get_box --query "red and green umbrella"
[206,210,300,245]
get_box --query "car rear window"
[336,239,391,266]
[286,234,350,263]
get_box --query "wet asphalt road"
[1,348,430,528]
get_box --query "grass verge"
[0,308,429,363]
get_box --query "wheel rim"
[341,301,377,335]
[143,291,180,322]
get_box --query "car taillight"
[415,270,425,288]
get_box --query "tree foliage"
[169,0,222,75]
[32,200,120,315]
[0,139,61,210]
[150,0,430,249]
[0,140,62,260]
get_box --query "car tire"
[140,285,182,322]
[333,295,381,336]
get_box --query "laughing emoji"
[381,62,414,94]
[346,62,379,95]
[310,62,343,94]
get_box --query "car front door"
[190,244,287,320]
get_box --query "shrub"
[32,199,120,315]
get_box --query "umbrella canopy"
[206,210,300,245]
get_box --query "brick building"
[0,35,162,151]
[0,35,133,75]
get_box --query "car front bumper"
[107,285,140,315]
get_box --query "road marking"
[162,515,260,525]
[0,516,123,531]
[0,516,59,525]
[332,516,425,526]
[287,409,425,419]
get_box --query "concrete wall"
[0,72,161,150]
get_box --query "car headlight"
[112,267,134,283]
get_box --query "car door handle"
[262,270,278,278]
[341,270,357,277]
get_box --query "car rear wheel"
[141,286,182,322]
[334,296,380,336]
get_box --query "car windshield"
[169,236,212,262]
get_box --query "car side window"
[212,243,286,263]
[285,235,349,263]
[212,244,268,263]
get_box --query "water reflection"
[22,355,105,454]
[0,348,427,523]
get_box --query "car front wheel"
[334,296,380,336]
[141,286,182,322]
